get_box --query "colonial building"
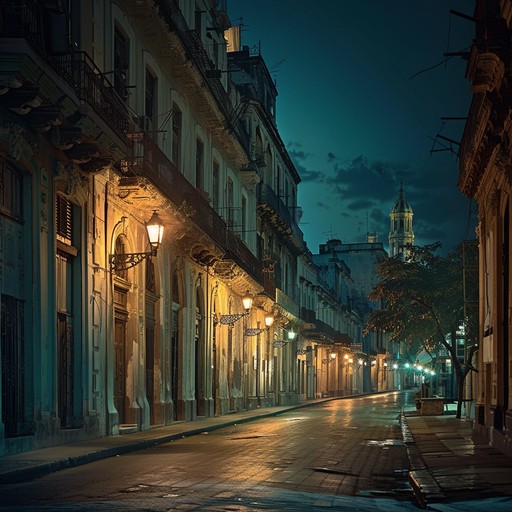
[314,236,394,393]
[296,248,358,399]
[458,0,512,455]
[389,184,414,258]
[0,0,361,457]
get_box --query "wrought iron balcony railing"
[135,135,263,284]
[0,0,132,148]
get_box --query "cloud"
[325,155,411,203]
[288,148,326,182]
[347,199,374,211]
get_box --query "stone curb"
[0,398,340,485]
[400,410,446,508]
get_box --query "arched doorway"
[145,255,158,425]
[212,299,218,415]
[112,234,130,424]
[171,270,181,420]
[195,285,205,417]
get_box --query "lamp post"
[110,211,164,271]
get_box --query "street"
[0,392,421,511]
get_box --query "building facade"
[458,0,512,455]
[0,0,366,456]
[313,237,396,393]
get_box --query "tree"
[364,242,478,418]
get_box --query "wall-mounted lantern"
[218,291,253,326]
[110,211,164,271]
[245,313,274,336]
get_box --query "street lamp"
[218,291,253,326]
[245,313,274,336]
[110,211,164,271]
[287,329,297,340]
[322,351,337,364]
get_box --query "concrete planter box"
[420,398,444,416]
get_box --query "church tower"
[388,184,414,258]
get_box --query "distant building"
[314,237,393,392]
[388,185,414,258]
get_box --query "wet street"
[0,392,422,511]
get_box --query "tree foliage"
[365,242,478,418]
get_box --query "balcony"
[120,135,263,286]
[458,92,492,198]
[299,308,351,347]
[257,183,305,255]
[151,0,250,156]
[0,0,133,153]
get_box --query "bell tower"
[388,184,414,258]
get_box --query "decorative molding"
[470,52,505,94]
[489,188,501,217]
[0,122,36,161]
[40,190,48,233]
[55,160,88,204]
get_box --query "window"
[56,194,73,245]
[226,177,234,205]
[114,25,130,101]
[172,104,182,170]
[195,138,204,190]
[113,234,128,281]
[145,67,157,131]
[0,161,22,220]
[241,195,247,239]
[212,160,219,210]
[55,193,82,429]
[194,5,202,34]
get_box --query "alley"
[0,392,418,511]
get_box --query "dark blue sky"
[228,1,478,255]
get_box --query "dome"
[391,185,413,214]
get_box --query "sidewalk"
[0,401,324,486]
[402,408,512,509]
[0,397,511,510]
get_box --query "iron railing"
[140,135,264,284]
[0,0,133,148]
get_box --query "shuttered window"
[56,194,73,245]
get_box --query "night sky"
[228,1,478,255]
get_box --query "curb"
[0,399,334,485]
[400,411,446,508]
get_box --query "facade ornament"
[1,122,36,161]
[489,187,501,217]
[470,52,505,94]
[40,191,48,233]
[239,160,261,190]
[55,160,87,199]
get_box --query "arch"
[195,278,205,416]
[170,266,184,420]
[211,285,219,414]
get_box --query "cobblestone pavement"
[0,392,418,511]
[1,392,512,511]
